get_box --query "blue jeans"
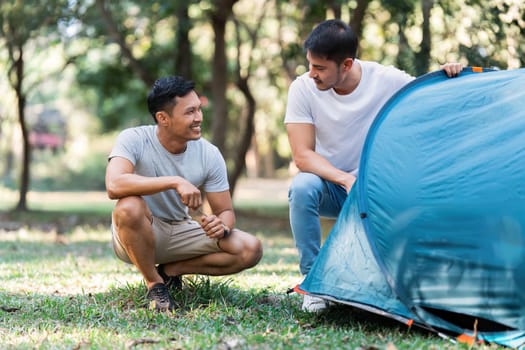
[288,172,348,275]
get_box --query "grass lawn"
[0,192,500,349]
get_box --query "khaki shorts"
[112,216,222,265]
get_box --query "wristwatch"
[222,224,231,238]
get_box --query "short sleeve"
[202,145,229,193]
[284,77,314,125]
[108,128,142,165]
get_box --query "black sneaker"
[157,264,183,290]
[146,283,176,312]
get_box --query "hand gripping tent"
[298,67,525,348]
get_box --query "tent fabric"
[299,67,525,348]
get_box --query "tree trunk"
[228,4,267,194]
[276,4,296,82]
[210,0,238,153]
[327,0,342,19]
[349,0,369,44]
[174,3,192,78]
[13,47,30,211]
[416,0,434,75]
[395,13,410,71]
[229,76,255,195]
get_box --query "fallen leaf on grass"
[72,340,91,350]
[126,338,160,348]
[1,306,20,312]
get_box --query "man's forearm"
[216,208,235,230]
[294,151,353,188]
[106,174,176,199]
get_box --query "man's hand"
[200,214,228,239]
[175,178,202,209]
[441,62,463,77]
[339,173,356,193]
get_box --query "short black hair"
[304,19,358,64]
[147,76,195,123]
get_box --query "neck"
[156,127,187,154]
[334,60,361,95]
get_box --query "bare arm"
[286,123,356,192]
[105,156,202,209]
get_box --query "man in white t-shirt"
[106,76,262,312]
[284,19,463,312]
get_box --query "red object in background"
[29,132,63,150]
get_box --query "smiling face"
[156,90,203,153]
[168,90,203,141]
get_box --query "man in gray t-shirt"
[106,76,262,312]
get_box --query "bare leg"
[162,229,262,277]
[112,196,163,289]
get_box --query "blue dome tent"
[298,67,525,348]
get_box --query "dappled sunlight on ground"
[0,229,141,295]
[0,178,298,313]
[232,178,289,205]
[0,222,299,297]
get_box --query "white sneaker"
[301,294,328,313]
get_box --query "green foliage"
[76,62,149,131]
[1,0,525,196]
[19,142,109,192]
[68,1,216,133]
[0,0,65,43]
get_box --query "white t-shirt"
[108,125,229,221]
[284,59,414,175]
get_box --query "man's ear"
[155,111,169,125]
[342,58,354,72]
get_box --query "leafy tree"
[227,1,269,191]
[72,0,264,194]
[74,1,162,131]
[0,0,67,211]
[436,0,524,70]
[47,0,525,194]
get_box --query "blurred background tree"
[1,0,524,211]
[0,0,69,210]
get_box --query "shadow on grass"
[317,303,437,338]
[0,232,298,279]
[0,209,112,233]
[0,239,115,266]
[0,205,289,235]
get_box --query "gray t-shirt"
[108,125,229,221]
